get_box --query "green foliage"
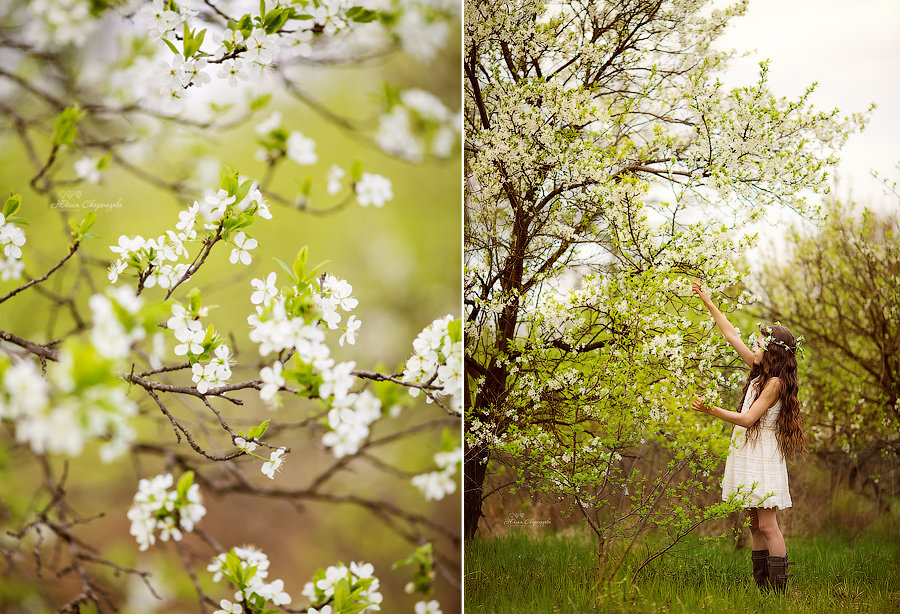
[51,105,85,148]
[69,210,97,243]
[393,542,435,596]
[346,6,378,23]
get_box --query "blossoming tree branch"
[0,1,460,613]
[463,0,867,574]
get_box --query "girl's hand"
[691,395,709,413]
[691,281,711,304]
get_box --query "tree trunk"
[464,441,491,539]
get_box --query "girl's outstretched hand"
[691,281,711,304]
[691,396,709,413]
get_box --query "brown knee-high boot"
[766,553,795,593]
[751,549,770,590]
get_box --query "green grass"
[465,527,900,613]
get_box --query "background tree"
[464,0,866,549]
[0,0,461,612]
[751,197,900,507]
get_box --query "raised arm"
[692,282,755,367]
[691,378,782,428]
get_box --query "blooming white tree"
[463,0,867,577]
[0,0,461,611]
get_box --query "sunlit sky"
[716,0,900,210]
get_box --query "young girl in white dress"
[690,282,805,593]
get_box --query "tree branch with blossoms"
[0,0,461,611]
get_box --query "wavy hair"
[735,324,806,461]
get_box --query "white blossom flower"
[339,315,361,347]
[251,272,278,305]
[229,231,257,265]
[191,361,219,394]
[261,447,286,479]
[183,57,210,87]
[244,28,278,65]
[259,361,285,403]
[1,225,27,259]
[319,361,355,400]
[411,470,457,501]
[355,173,393,207]
[414,600,443,614]
[255,111,282,135]
[214,599,242,614]
[286,131,317,165]
[217,58,248,86]
[234,436,257,453]
[140,0,182,38]
[327,165,345,195]
[74,156,101,183]
[174,320,205,356]
[0,257,24,281]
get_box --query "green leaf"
[187,288,202,314]
[176,471,195,500]
[350,159,363,182]
[219,165,239,194]
[52,105,86,147]
[161,37,180,55]
[447,317,462,343]
[346,6,378,22]
[273,257,298,284]
[305,259,329,284]
[247,419,270,440]
[333,577,351,610]
[291,246,308,281]
[3,193,21,218]
[249,93,271,111]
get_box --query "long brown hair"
[735,324,805,461]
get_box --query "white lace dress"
[721,378,792,509]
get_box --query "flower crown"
[751,321,805,355]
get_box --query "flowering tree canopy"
[463,0,866,555]
[0,0,460,612]
[750,197,900,496]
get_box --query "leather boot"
[751,549,770,590]
[767,553,795,593]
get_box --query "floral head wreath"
[751,321,804,355]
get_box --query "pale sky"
[716,0,900,210]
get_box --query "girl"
[690,282,804,593]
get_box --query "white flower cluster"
[108,233,190,288]
[302,561,383,613]
[208,546,291,612]
[402,315,463,413]
[322,389,382,458]
[167,302,233,394]
[0,211,26,281]
[109,172,270,288]
[254,111,318,166]
[0,347,137,462]
[127,472,206,551]
[74,156,102,184]
[355,173,394,208]
[376,89,458,162]
[89,286,155,361]
[234,436,287,480]
[26,0,98,47]
[411,446,462,501]
[414,601,443,614]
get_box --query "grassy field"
[464,525,900,613]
